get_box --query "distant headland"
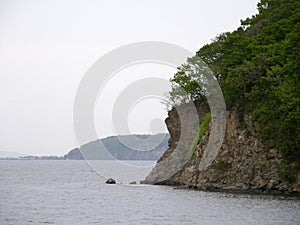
[1,133,170,161]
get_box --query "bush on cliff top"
[169,0,300,177]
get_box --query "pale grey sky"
[0,0,259,156]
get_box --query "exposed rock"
[105,178,116,184]
[129,181,137,185]
[145,105,300,195]
[145,101,209,184]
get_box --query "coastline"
[144,107,300,196]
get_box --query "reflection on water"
[0,160,299,225]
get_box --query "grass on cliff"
[198,113,211,144]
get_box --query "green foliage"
[212,160,232,171]
[279,164,299,183]
[169,58,210,105]
[169,0,300,180]
[190,132,200,159]
[198,113,211,144]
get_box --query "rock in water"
[105,178,116,184]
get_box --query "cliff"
[145,106,300,195]
[144,0,300,195]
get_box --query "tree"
[169,0,300,177]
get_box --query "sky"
[0,0,259,156]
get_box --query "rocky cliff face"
[145,106,300,195]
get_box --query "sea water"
[1,160,299,225]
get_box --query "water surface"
[1,160,299,225]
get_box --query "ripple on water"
[0,160,299,225]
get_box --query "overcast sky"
[0,0,259,156]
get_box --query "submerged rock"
[105,178,116,184]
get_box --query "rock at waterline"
[129,181,137,185]
[105,178,116,184]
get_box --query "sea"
[1,160,299,225]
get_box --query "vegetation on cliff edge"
[169,0,300,180]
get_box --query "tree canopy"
[169,0,300,178]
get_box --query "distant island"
[1,133,170,161]
[64,133,170,160]
[0,154,64,160]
